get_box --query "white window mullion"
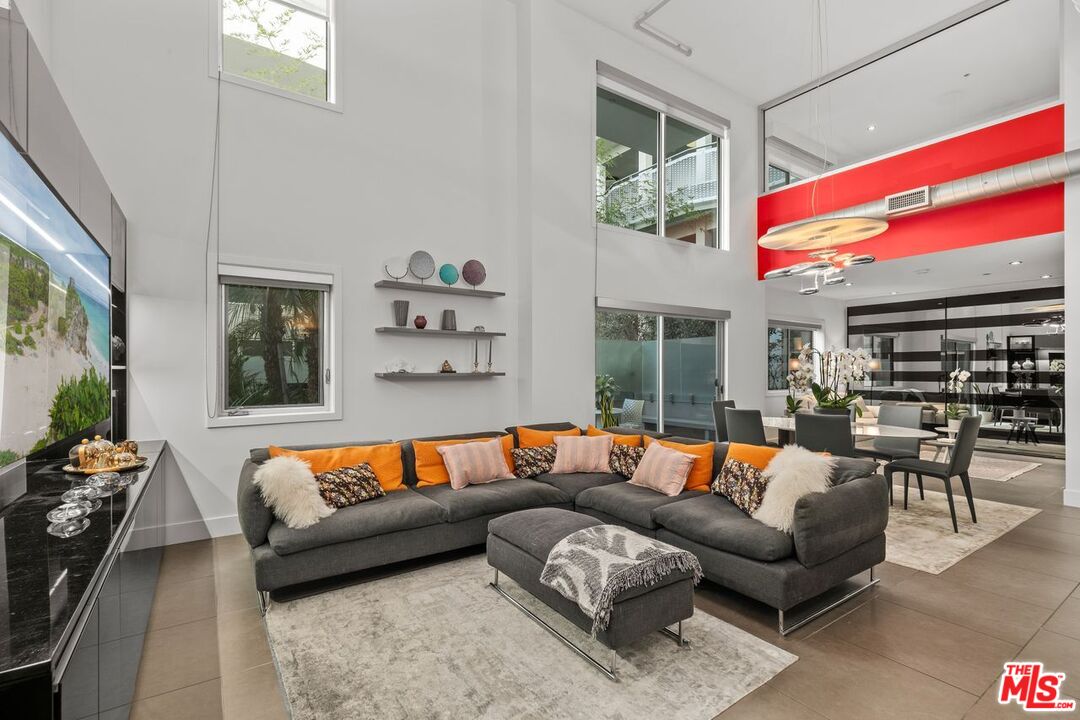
[657,314,665,432]
[657,112,667,239]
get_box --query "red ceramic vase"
[413,315,427,329]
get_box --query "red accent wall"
[757,105,1065,280]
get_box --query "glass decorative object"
[47,501,92,523]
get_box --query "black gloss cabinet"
[0,443,165,719]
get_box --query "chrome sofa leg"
[778,566,878,636]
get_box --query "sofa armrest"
[237,459,274,548]
[792,474,889,568]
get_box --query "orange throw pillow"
[724,442,782,471]
[269,444,404,492]
[517,426,580,448]
[414,435,515,487]
[586,425,642,447]
[644,437,714,492]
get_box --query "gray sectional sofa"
[237,422,888,631]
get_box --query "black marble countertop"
[0,440,164,681]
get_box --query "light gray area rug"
[916,450,1040,482]
[264,554,796,720]
[886,490,1040,574]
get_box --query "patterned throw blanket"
[539,525,703,637]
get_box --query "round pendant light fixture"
[758,216,889,250]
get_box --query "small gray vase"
[441,309,457,331]
[392,300,409,327]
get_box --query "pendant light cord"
[808,0,832,218]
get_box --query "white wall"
[26,0,846,538]
[1062,0,1079,507]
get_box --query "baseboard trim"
[164,514,241,545]
[1064,488,1080,509]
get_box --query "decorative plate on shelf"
[438,263,459,286]
[63,456,148,475]
[384,256,409,280]
[409,251,436,281]
[462,259,487,287]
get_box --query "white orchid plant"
[945,367,971,420]
[788,345,869,417]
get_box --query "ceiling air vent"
[885,186,931,216]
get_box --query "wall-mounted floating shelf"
[374,280,505,298]
[376,327,505,338]
[375,372,506,380]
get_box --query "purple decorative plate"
[462,259,487,287]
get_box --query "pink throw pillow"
[629,442,696,496]
[550,434,614,474]
[436,438,515,490]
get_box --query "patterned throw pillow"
[713,459,771,515]
[511,445,557,478]
[609,444,646,479]
[313,463,386,509]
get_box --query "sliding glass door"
[596,309,723,438]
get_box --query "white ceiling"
[764,0,1059,169]
[767,233,1065,301]
[557,0,996,104]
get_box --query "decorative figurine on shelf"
[385,359,415,374]
[414,314,428,329]
[440,360,456,374]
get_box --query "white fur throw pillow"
[752,445,835,533]
[253,456,334,529]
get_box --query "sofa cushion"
[413,435,514,487]
[830,457,880,485]
[249,439,391,464]
[269,443,404,491]
[574,482,697,529]
[416,479,571,523]
[643,437,714,492]
[400,431,506,486]
[504,422,578,446]
[488,507,602,559]
[266,488,447,556]
[656,437,729,481]
[653,492,794,562]
[534,471,622,499]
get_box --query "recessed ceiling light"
[845,282,853,287]
[1041,274,1052,279]
[867,124,876,132]
[890,291,897,295]
[982,272,992,276]
[914,268,930,275]
[963,72,971,78]
[1009,260,1023,266]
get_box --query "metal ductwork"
[763,149,1080,239]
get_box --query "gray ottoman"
[486,507,695,679]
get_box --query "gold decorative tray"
[62,456,148,475]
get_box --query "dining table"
[761,415,939,446]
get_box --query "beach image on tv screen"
[0,134,110,466]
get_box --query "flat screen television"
[0,130,110,473]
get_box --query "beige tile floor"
[134,452,1075,720]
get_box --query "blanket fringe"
[590,552,702,637]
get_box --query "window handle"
[325,368,331,384]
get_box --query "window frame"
[208,0,343,112]
[766,320,823,395]
[594,78,730,251]
[208,258,342,428]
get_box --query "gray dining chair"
[885,416,981,533]
[725,408,769,446]
[855,404,922,503]
[712,400,735,442]
[794,413,854,457]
